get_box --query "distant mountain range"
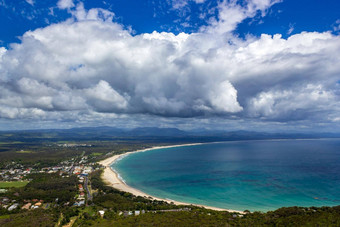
[0,126,339,143]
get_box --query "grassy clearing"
[82,206,96,216]
[62,216,78,227]
[16,150,36,154]
[0,141,23,145]
[0,215,11,219]
[0,181,29,188]
[91,152,103,156]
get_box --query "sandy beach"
[98,144,244,213]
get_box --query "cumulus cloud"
[84,80,129,112]
[57,0,74,9]
[0,1,339,131]
[204,0,281,34]
[248,84,338,121]
[70,2,115,22]
[0,19,244,119]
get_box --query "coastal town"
[0,143,199,222]
[0,144,98,212]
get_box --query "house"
[31,205,39,209]
[8,203,19,211]
[78,177,84,183]
[73,200,85,206]
[98,210,105,217]
[78,200,85,206]
[78,184,84,192]
[22,203,31,209]
[123,211,133,217]
[2,197,10,203]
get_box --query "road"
[84,176,92,201]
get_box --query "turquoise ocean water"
[112,139,340,212]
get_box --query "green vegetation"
[0,215,10,219]
[19,173,78,203]
[15,150,35,154]
[0,209,58,227]
[0,139,159,168]
[0,141,22,145]
[72,206,340,227]
[90,152,103,156]
[0,181,29,188]
[0,173,80,226]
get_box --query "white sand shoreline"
[98,143,244,213]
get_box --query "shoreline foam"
[98,143,244,213]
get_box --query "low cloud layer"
[0,0,339,131]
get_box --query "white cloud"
[0,47,6,59]
[0,20,244,118]
[0,1,339,131]
[334,19,340,32]
[84,80,129,112]
[25,0,34,6]
[208,81,243,113]
[57,0,75,9]
[287,23,294,35]
[58,2,115,22]
[203,0,281,34]
[170,0,205,9]
[248,84,338,120]
[171,0,189,10]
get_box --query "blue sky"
[0,0,339,132]
[1,0,339,45]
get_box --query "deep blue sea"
[112,139,340,212]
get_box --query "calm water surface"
[112,139,340,211]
